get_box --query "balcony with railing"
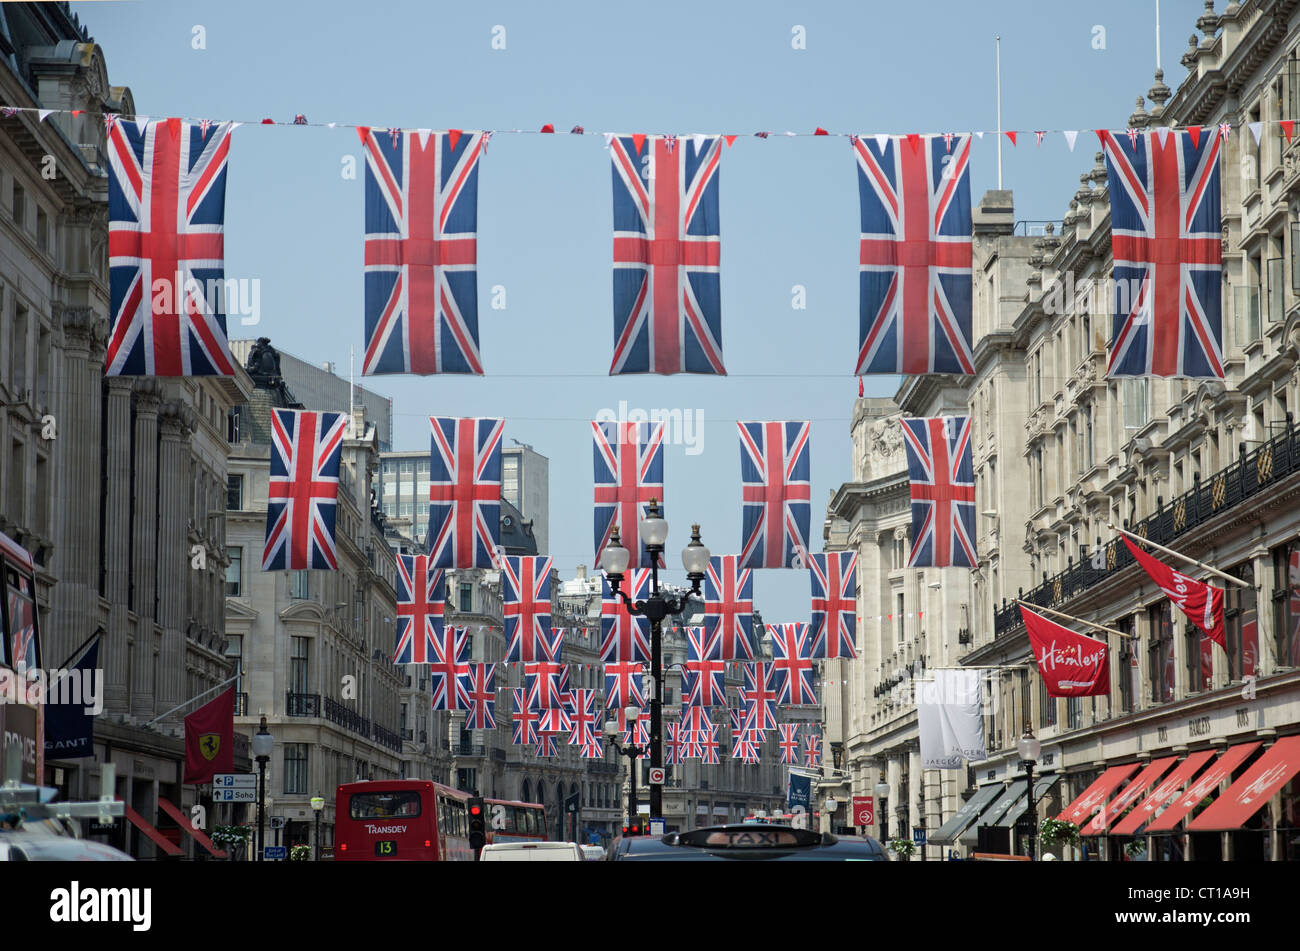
[373,723,402,753]
[323,695,370,737]
[286,692,320,717]
[454,742,486,758]
[994,413,1300,636]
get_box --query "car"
[579,844,606,861]
[609,824,889,861]
[0,832,133,861]
[477,841,584,862]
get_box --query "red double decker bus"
[334,781,547,860]
[0,530,42,786]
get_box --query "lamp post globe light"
[1017,725,1041,859]
[251,715,274,862]
[874,779,889,844]
[600,499,710,823]
[310,795,325,862]
[604,704,645,831]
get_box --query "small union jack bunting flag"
[809,551,858,659]
[703,555,755,660]
[610,134,724,375]
[698,724,721,765]
[262,410,347,571]
[738,421,811,569]
[535,734,558,757]
[106,118,237,376]
[900,416,976,568]
[429,627,470,711]
[778,723,800,764]
[511,689,539,746]
[1097,128,1224,378]
[803,732,822,768]
[854,133,974,375]
[567,689,600,751]
[767,623,818,706]
[502,555,554,662]
[358,128,486,374]
[593,420,666,569]
[665,721,684,765]
[393,554,445,664]
[459,664,497,729]
[428,416,503,569]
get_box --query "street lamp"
[874,779,889,844]
[823,797,838,835]
[1017,724,1042,859]
[601,500,710,823]
[251,715,273,862]
[604,705,646,831]
[310,795,325,862]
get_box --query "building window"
[226,409,240,444]
[291,636,310,694]
[1185,619,1212,693]
[459,582,473,614]
[1066,696,1082,730]
[895,593,905,644]
[1115,616,1137,714]
[457,768,477,792]
[1273,543,1300,670]
[226,474,243,510]
[1038,674,1056,729]
[224,547,242,597]
[1147,602,1174,704]
[291,571,310,600]
[284,744,308,795]
[12,181,24,228]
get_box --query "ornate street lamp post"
[604,705,646,830]
[1017,725,1042,860]
[600,500,710,823]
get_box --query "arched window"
[522,779,531,803]
[536,780,545,803]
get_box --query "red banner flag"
[1019,606,1109,697]
[184,688,234,784]
[1121,536,1225,649]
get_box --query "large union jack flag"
[740,663,779,731]
[600,570,652,662]
[777,723,800,765]
[262,410,347,571]
[458,663,497,729]
[610,134,725,375]
[703,555,755,660]
[429,627,470,711]
[428,416,503,569]
[502,556,554,662]
[604,661,646,709]
[393,555,445,664]
[900,415,977,568]
[593,421,665,568]
[854,133,974,376]
[1098,128,1224,378]
[809,551,859,659]
[358,128,485,375]
[511,689,539,746]
[106,118,237,377]
[767,623,818,706]
[738,421,811,569]
[683,627,727,708]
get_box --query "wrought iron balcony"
[286,692,320,717]
[454,742,486,757]
[995,413,1299,637]
[322,695,370,737]
[373,723,403,753]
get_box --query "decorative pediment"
[280,600,325,623]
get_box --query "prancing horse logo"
[199,733,221,761]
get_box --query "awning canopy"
[117,798,184,857]
[1112,750,1216,836]
[960,783,1023,845]
[157,796,227,858]
[1146,742,1260,833]
[1081,756,1177,836]
[1188,736,1300,832]
[999,774,1061,827]
[929,782,1004,846]
[1057,764,1140,825]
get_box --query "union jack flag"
[511,689,539,746]
[358,128,485,374]
[680,705,713,745]
[393,554,444,664]
[854,133,973,375]
[567,688,600,750]
[429,627,470,711]
[740,663,779,731]
[502,555,554,661]
[106,119,237,377]
[538,705,572,735]
[665,721,684,765]
[738,421,811,569]
[683,627,727,707]
[767,623,818,706]
[428,416,503,569]
[809,551,858,659]
[458,663,497,729]
[262,410,347,571]
[593,421,665,569]
[610,134,725,375]
[535,734,558,757]
[803,732,822,768]
[524,660,566,710]
[900,416,977,568]
[703,555,754,660]
[698,724,721,765]
[604,661,646,709]
[1098,128,1224,378]
[778,723,800,764]
[600,570,652,662]
[615,707,651,753]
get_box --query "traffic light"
[468,797,486,856]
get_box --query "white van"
[478,841,584,862]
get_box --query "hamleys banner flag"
[1020,605,1110,697]
[1121,536,1226,649]
[184,687,234,784]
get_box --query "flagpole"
[1155,0,1161,72]
[1016,600,1137,641]
[1107,523,1251,588]
[996,35,1003,189]
[143,673,240,727]
[52,625,105,670]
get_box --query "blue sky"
[78,0,1204,622]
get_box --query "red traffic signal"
[469,805,482,816]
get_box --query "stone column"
[1251,548,1277,677]
[102,378,135,713]
[908,747,923,857]
[130,381,163,717]
[157,400,194,719]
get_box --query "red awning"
[1145,742,1260,832]
[117,798,185,857]
[1081,756,1177,835]
[157,796,228,858]
[1057,763,1140,825]
[1112,750,1216,836]
[1188,736,1300,832]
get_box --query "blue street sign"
[263,846,287,860]
[912,827,926,846]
